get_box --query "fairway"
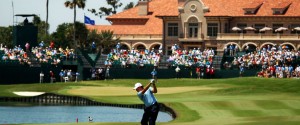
[66,86,218,96]
[1,78,300,125]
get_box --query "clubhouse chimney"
[138,0,149,16]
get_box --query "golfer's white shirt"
[137,87,157,107]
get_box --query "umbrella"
[275,27,288,32]
[259,27,272,32]
[244,26,256,31]
[232,27,242,31]
[293,27,300,31]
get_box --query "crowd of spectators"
[58,69,80,82]
[167,44,215,68]
[104,43,162,68]
[0,41,77,66]
[0,43,31,65]
[31,41,77,65]
[224,44,300,78]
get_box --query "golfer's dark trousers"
[141,102,160,125]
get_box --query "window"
[273,10,281,15]
[207,23,218,37]
[237,23,247,33]
[273,24,283,34]
[224,23,229,33]
[189,23,198,38]
[245,10,253,14]
[136,45,146,50]
[167,23,178,37]
[254,24,265,34]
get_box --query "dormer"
[243,2,263,15]
[272,2,292,15]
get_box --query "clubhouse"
[87,0,300,56]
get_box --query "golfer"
[133,79,160,125]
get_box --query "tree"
[64,0,86,48]
[51,22,88,49]
[98,30,120,54]
[33,16,50,43]
[0,26,13,48]
[123,2,135,11]
[88,0,123,18]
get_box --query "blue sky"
[0,0,136,33]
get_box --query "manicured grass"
[1,77,300,125]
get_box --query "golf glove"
[150,79,155,84]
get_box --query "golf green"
[1,77,300,125]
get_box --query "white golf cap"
[133,83,142,90]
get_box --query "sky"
[0,0,136,33]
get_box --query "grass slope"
[1,77,300,125]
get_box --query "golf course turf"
[1,77,300,125]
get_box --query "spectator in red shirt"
[50,71,55,83]
[196,66,200,79]
[50,41,55,49]
[210,67,215,79]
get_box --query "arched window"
[150,45,160,50]
[136,44,146,50]
[243,44,257,53]
[120,44,129,50]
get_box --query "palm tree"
[98,30,120,54]
[46,0,49,35]
[64,0,86,48]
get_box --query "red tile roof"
[86,25,162,35]
[87,0,300,35]
[272,1,292,9]
[88,0,170,35]
[243,0,264,9]
[202,0,298,17]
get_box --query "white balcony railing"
[217,33,300,40]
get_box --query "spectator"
[105,66,110,80]
[39,41,44,47]
[59,70,64,82]
[196,66,200,79]
[206,66,210,79]
[151,69,157,80]
[175,66,180,79]
[40,71,44,83]
[75,71,80,82]
[25,42,30,52]
[92,42,96,53]
[49,71,55,83]
[210,67,215,79]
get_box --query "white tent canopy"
[232,27,242,31]
[293,27,300,31]
[244,26,256,31]
[259,27,272,32]
[275,27,288,32]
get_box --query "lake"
[0,106,173,124]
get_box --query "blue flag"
[84,16,95,25]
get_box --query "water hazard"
[0,106,173,124]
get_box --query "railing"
[217,33,300,40]
[113,34,162,40]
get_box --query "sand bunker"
[13,91,45,96]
